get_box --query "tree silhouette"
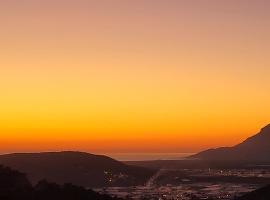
[0,165,123,200]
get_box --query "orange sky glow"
[0,0,270,153]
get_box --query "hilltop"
[0,151,155,187]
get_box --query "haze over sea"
[103,153,194,161]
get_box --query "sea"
[101,153,194,161]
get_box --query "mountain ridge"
[189,124,270,161]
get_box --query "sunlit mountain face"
[0,0,270,154]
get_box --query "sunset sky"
[0,0,270,154]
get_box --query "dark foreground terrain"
[235,184,270,200]
[0,165,122,200]
[1,161,270,200]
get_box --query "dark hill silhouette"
[0,165,122,200]
[235,184,270,200]
[190,124,270,161]
[0,151,155,187]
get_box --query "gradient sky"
[0,0,270,153]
